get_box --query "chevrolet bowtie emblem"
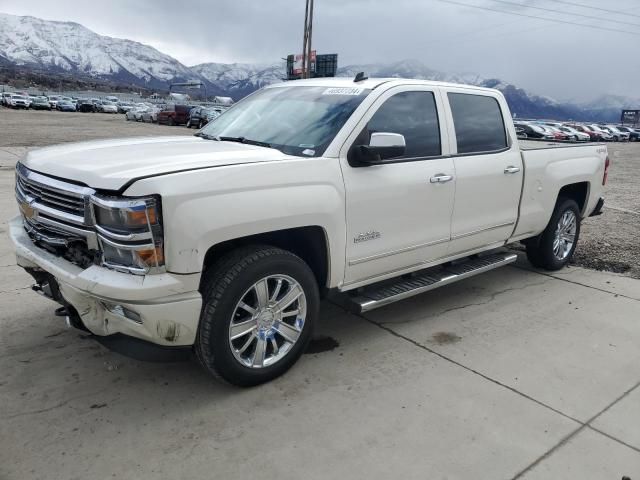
[20,200,36,220]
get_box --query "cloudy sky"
[1,0,638,102]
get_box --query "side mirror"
[348,132,406,166]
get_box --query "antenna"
[354,72,368,83]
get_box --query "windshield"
[200,85,371,157]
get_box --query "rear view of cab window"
[448,93,507,154]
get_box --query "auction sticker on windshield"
[322,87,365,96]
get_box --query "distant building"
[212,96,234,106]
[169,92,190,102]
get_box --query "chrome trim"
[16,165,88,196]
[97,235,155,250]
[95,225,153,242]
[101,261,148,275]
[353,253,518,312]
[429,174,454,183]
[349,237,450,266]
[503,166,521,174]
[23,221,68,247]
[451,222,515,240]
[90,195,151,210]
[16,181,86,226]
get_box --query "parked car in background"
[588,125,615,142]
[1,92,13,106]
[125,105,149,121]
[56,100,77,112]
[8,94,29,109]
[557,125,590,142]
[157,104,191,125]
[186,106,224,129]
[77,99,97,113]
[565,124,599,141]
[59,96,73,108]
[97,101,118,113]
[514,122,554,140]
[601,125,630,142]
[47,95,61,109]
[105,96,119,103]
[616,126,639,142]
[30,96,52,110]
[539,125,570,141]
[141,105,163,123]
[117,102,134,113]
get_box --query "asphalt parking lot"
[1,109,639,479]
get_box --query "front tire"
[526,197,581,270]
[196,246,319,387]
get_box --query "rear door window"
[448,93,507,154]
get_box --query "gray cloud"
[0,0,638,101]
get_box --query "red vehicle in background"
[157,104,191,126]
[566,124,602,141]
[541,125,570,141]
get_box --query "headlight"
[91,195,164,274]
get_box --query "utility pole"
[301,0,314,79]
[301,0,309,79]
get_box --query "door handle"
[430,174,454,183]
[504,166,521,174]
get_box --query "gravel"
[2,107,638,278]
[572,142,640,278]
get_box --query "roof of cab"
[265,77,501,94]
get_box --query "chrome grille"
[15,163,95,227]
[16,174,85,217]
[15,164,99,254]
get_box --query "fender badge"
[354,231,381,243]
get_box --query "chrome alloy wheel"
[228,275,307,368]
[553,210,577,260]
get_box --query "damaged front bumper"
[9,216,202,347]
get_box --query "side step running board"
[350,252,517,312]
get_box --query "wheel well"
[558,182,589,214]
[201,226,329,290]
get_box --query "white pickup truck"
[11,77,608,386]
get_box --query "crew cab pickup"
[10,77,608,386]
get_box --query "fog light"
[102,302,142,324]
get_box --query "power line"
[490,0,640,28]
[434,0,640,37]
[545,0,640,19]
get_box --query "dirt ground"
[0,107,192,147]
[1,107,638,278]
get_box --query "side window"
[364,91,441,158]
[448,93,507,154]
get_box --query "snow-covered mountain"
[191,62,285,98]
[0,13,634,121]
[0,13,200,88]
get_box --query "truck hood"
[21,136,287,191]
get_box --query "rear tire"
[526,197,581,270]
[196,246,319,387]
